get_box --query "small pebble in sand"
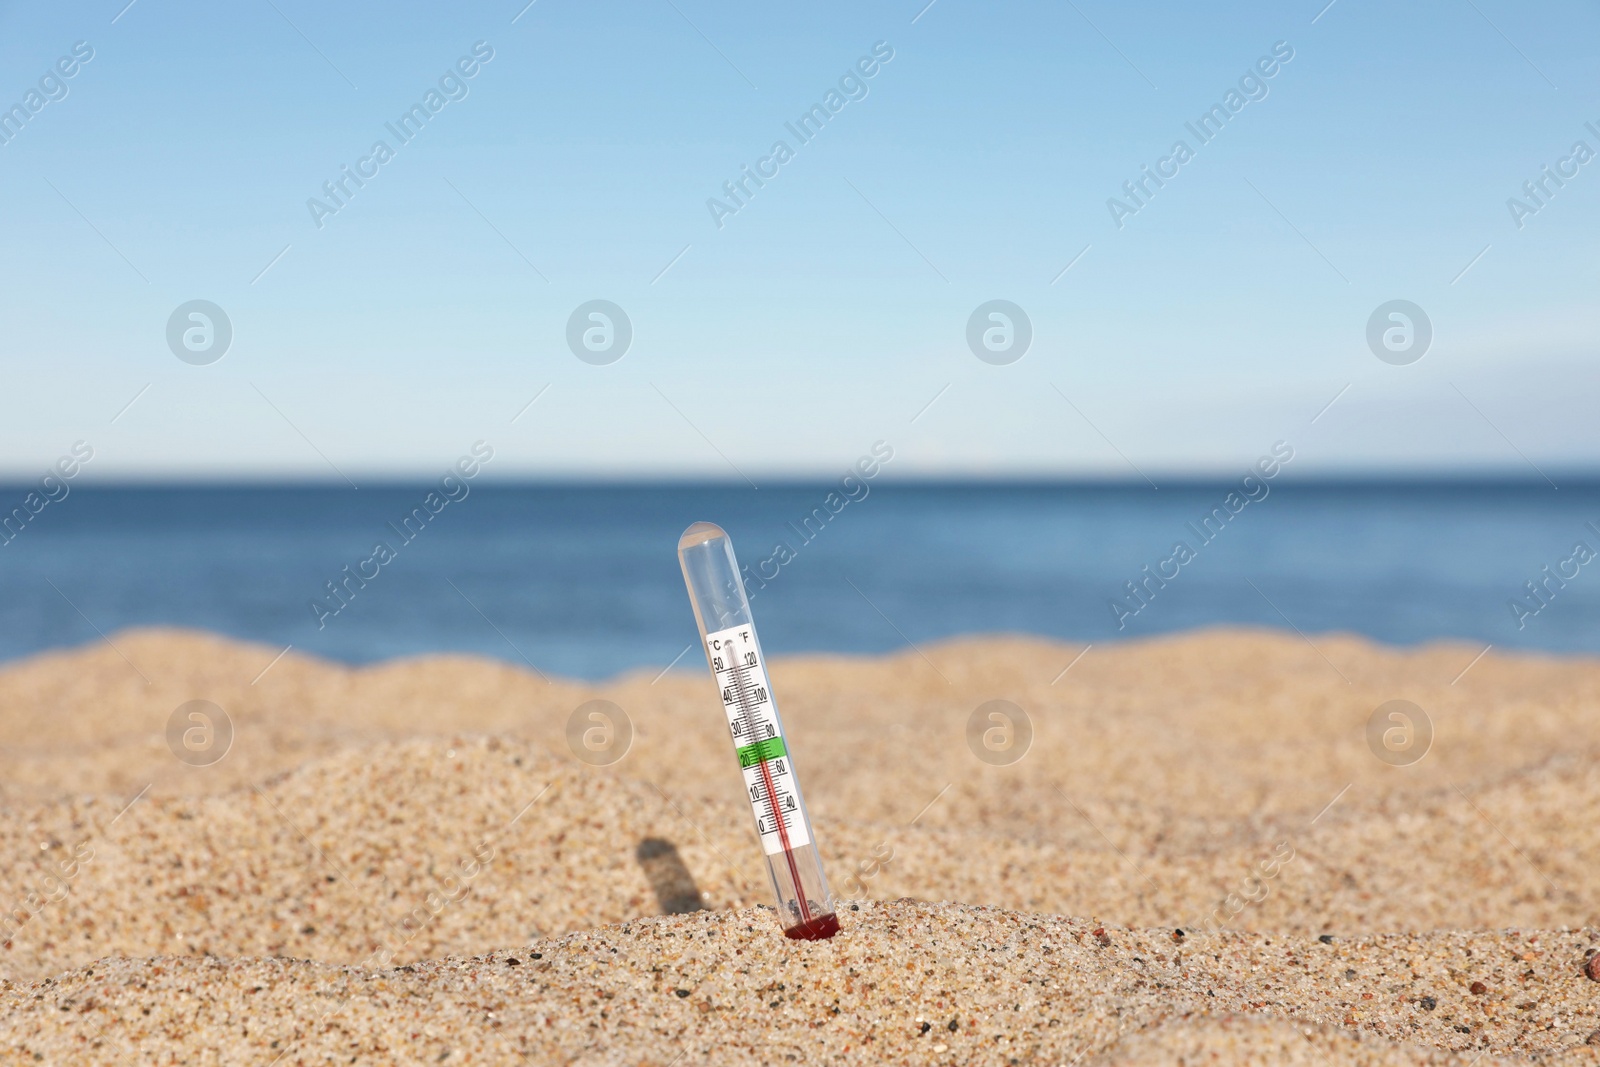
[1319,935,1336,944]
[1470,981,1488,995]
[1418,996,1437,1011]
[1584,953,1600,982]
[1586,1029,1600,1046]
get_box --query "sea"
[1,481,1596,680]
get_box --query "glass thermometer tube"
[677,522,839,940]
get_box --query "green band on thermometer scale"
[736,736,787,767]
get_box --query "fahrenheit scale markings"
[706,625,811,854]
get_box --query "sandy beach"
[0,627,1597,1063]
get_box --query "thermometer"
[677,522,839,940]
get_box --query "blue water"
[1,482,1596,679]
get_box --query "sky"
[1,0,1597,481]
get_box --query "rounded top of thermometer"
[677,521,751,637]
[678,521,727,552]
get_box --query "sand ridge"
[0,628,1597,1063]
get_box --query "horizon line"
[0,472,1595,491]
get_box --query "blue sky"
[1,0,1597,480]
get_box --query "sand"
[0,627,1597,1063]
